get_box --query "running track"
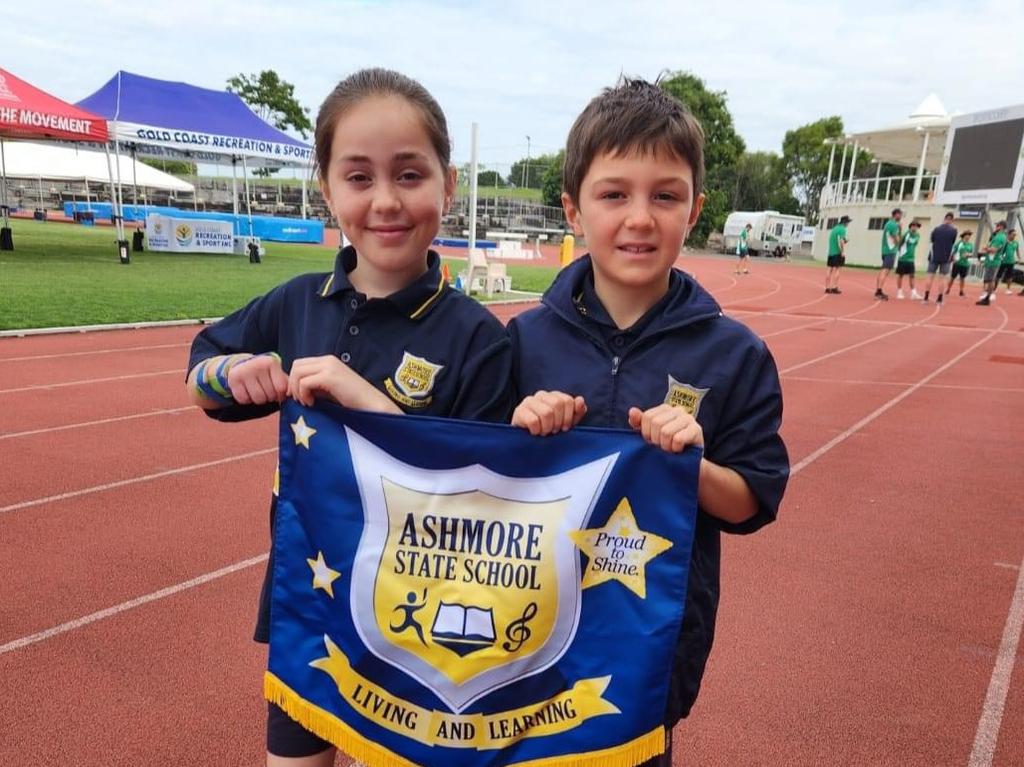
[1,256,1021,766]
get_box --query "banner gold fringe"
[264,672,665,767]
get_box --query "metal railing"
[821,174,938,208]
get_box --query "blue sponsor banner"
[63,203,324,243]
[267,401,700,767]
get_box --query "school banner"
[266,401,700,767]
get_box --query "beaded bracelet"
[194,352,281,405]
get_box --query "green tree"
[510,152,559,189]
[540,150,565,207]
[139,157,196,176]
[732,151,800,215]
[781,116,844,217]
[227,70,312,176]
[659,72,746,245]
[477,169,504,187]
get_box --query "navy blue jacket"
[508,256,789,724]
[188,247,514,640]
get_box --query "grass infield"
[0,219,555,330]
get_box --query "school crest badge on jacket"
[266,401,700,767]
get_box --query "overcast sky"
[7,0,1023,174]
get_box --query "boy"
[945,230,974,298]
[923,211,957,303]
[735,222,752,274]
[826,215,850,294]
[976,220,1008,305]
[508,78,789,765]
[997,228,1019,295]
[894,220,922,299]
[876,208,903,300]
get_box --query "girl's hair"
[314,68,451,180]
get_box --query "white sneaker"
[896,290,905,299]
[990,292,996,302]
[1006,289,1014,295]
[911,290,922,299]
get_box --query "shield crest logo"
[346,428,617,712]
[385,352,444,408]
[664,375,709,417]
[395,351,443,398]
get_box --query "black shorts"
[881,253,896,269]
[827,254,845,267]
[951,263,969,279]
[996,263,1015,282]
[267,703,332,758]
[895,260,915,276]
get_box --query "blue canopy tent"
[77,71,315,253]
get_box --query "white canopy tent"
[845,94,951,172]
[1,141,193,197]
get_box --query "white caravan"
[722,211,805,257]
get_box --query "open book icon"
[430,601,496,657]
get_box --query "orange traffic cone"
[442,262,452,283]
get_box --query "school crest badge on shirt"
[385,351,444,408]
[663,375,708,417]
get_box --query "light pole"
[521,135,531,188]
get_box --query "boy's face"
[562,148,703,292]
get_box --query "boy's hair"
[314,68,451,181]
[995,220,1007,229]
[909,221,921,228]
[961,230,972,237]
[892,208,902,217]
[944,212,955,220]
[562,76,704,204]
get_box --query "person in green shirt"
[825,215,850,294]
[894,220,922,299]
[735,223,752,275]
[945,230,974,298]
[875,207,902,300]
[976,220,1007,305]
[997,228,1019,295]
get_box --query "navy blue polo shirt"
[930,222,958,264]
[509,256,789,725]
[188,246,514,640]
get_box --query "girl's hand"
[627,404,703,453]
[226,353,289,405]
[289,356,400,413]
[511,391,587,436]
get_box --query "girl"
[186,69,514,767]
[945,230,973,298]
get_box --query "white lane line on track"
[0,369,179,395]
[720,273,784,308]
[0,448,276,515]
[994,563,1020,571]
[782,376,1024,394]
[0,554,269,657]
[790,305,1007,477]
[0,342,190,363]
[0,407,194,441]
[969,548,1024,767]
[780,303,943,376]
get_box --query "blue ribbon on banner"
[266,400,700,767]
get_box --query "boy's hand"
[628,404,703,453]
[227,353,288,405]
[288,355,401,413]
[512,391,586,436]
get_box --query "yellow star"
[307,551,342,598]
[291,415,317,449]
[568,498,673,599]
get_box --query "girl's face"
[321,95,455,292]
